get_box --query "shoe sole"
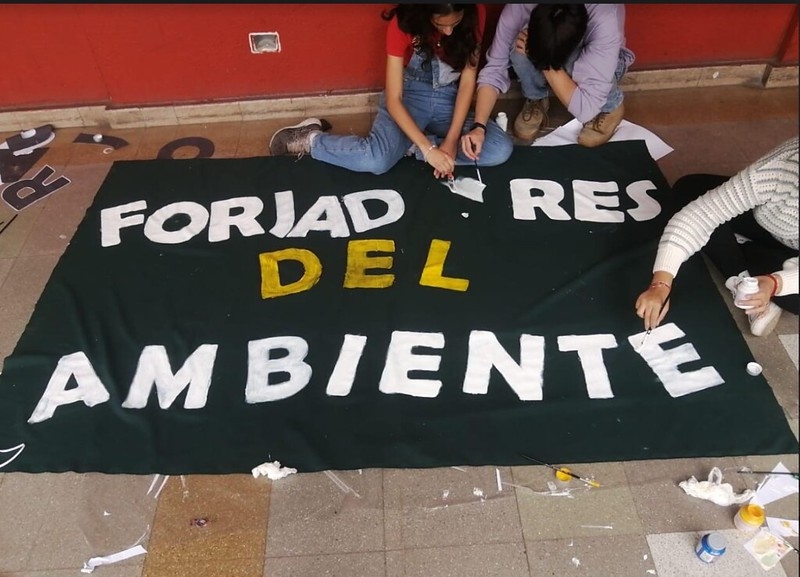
[268,118,332,152]
[750,309,782,337]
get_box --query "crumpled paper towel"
[252,460,297,480]
[679,466,755,506]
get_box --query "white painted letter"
[270,190,296,238]
[573,180,623,223]
[557,334,618,399]
[326,334,368,396]
[144,201,209,244]
[245,336,312,402]
[379,331,444,398]
[625,180,662,221]
[509,178,571,221]
[28,352,110,423]
[629,323,724,397]
[463,331,545,400]
[209,197,265,241]
[343,189,405,233]
[288,196,350,238]
[121,344,218,409]
[100,200,147,247]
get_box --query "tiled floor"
[0,84,798,577]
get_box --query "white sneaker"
[724,275,741,298]
[748,302,782,337]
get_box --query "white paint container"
[496,112,508,132]
[734,504,765,532]
[695,532,726,563]
[733,277,759,309]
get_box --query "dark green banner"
[0,141,796,474]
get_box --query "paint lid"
[746,362,762,376]
[555,467,572,482]
[739,504,765,526]
[705,532,727,553]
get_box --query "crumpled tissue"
[252,460,297,480]
[679,466,755,506]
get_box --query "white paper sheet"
[750,462,799,507]
[532,119,674,161]
[766,517,799,538]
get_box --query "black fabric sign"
[0,141,796,474]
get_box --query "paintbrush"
[470,141,482,184]
[520,454,601,487]
[638,297,671,349]
[738,469,799,479]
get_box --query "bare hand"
[426,148,455,179]
[635,285,671,331]
[438,137,458,165]
[461,129,485,161]
[514,28,528,55]
[738,275,779,315]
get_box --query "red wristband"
[768,274,780,297]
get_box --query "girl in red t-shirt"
[269,4,512,177]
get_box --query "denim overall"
[311,49,513,175]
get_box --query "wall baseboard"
[0,64,796,133]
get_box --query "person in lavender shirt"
[461,4,635,158]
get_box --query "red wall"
[0,4,796,111]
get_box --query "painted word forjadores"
[98,179,663,247]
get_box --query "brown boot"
[578,103,624,147]
[513,97,549,142]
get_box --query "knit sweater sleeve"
[653,138,799,284]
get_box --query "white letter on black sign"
[28,352,110,423]
[629,323,724,397]
[245,336,312,402]
[122,344,218,409]
[463,331,545,400]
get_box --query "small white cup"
[746,362,762,376]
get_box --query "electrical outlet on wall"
[249,32,281,54]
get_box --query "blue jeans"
[311,53,513,175]
[509,47,628,116]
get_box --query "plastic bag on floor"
[679,466,755,506]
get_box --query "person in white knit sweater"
[636,136,798,337]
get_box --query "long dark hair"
[526,4,588,70]
[382,4,479,71]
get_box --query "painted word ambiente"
[28,323,723,424]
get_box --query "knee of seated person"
[365,156,397,175]
[481,136,514,166]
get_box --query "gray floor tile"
[9,568,143,577]
[383,466,522,550]
[386,542,529,577]
[525,534,656,577]
[265,469,384,557]
[648,529,789,576]
[513,462,643,540]
[0,202,45,259]
[264,552,386,577]
[0,254,60,319]
[0,256,13,287]
[778,334,798,370]
[623,457,744,534]
[0,473,155,572]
